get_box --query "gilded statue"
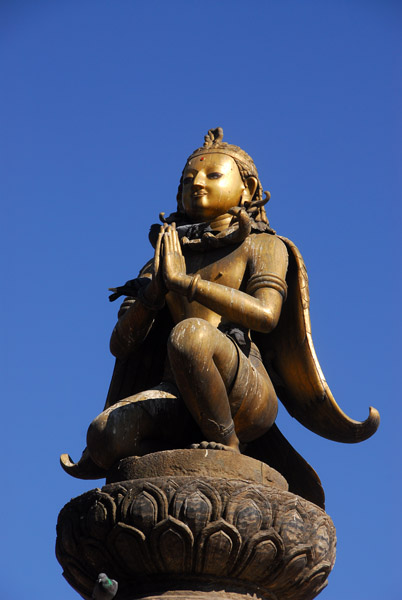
[61,128,379,507]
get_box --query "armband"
[246,272,288,301]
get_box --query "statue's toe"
[189,441,239,452]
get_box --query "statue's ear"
[240,176,258,206]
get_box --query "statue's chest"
[184,243,248,290]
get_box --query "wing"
[104,259,173,410]
[104,305,172,410]
[254,236,380,443]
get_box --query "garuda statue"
[61,128,379,509]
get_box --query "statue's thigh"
[169,318,239,388]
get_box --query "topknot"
[203,127,224,148]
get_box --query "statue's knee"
[168,318,211,358]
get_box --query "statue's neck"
[206,213,233,232]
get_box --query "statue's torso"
[165,233,285,328]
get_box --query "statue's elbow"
[257,308,280,334]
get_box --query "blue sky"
[1,1,400,598]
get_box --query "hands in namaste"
[145,224,191,306]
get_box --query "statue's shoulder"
[248,231,286,247]
[246,232,288,262]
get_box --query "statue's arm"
[163,226,288,333]
[109,276,158,359]
[244,233,289,331]
[188,278,285,333]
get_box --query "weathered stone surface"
[56,452,336,600]
[106,450,288,490]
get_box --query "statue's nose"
[192,172,206,187]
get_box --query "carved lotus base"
[56,450,336,600]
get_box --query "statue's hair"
[166,128,270,226]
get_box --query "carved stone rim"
[106,449,288,491]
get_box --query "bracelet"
[187,274,201,302]
[137,285,165,311]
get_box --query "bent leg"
[167,318,241,450]
[87,385,183,470]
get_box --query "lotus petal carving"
[57,475,336,600]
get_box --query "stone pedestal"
[56,450,336,600]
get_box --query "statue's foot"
[189,441,240,453]
[60,447,108,480]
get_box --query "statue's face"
[181,153,245,221]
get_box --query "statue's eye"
[183,176,193,185]
[208,172,223,179]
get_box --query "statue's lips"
[191,191,207,198]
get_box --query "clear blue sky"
[1,1,400,599]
